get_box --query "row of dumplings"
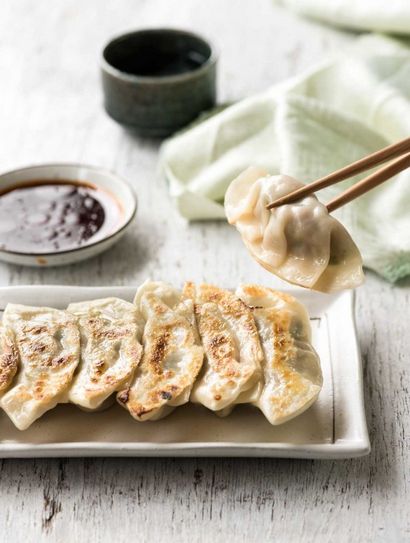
[0,281,323,431]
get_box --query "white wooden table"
[0,1,409,541]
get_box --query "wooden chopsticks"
[266,136,410,212]
[326,151,410,212]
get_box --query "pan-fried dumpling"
[185,283,263,412]
[0,326,19,394]
[67,298,143,410]
[225,167,364,292]
[117,281,203,421]
[236,284,322,425]
[0,304,80,430]
[133,280,198,334]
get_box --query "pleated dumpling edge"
[0,304,80,430]
[236,284,323,425]
[117,281,204,421]
[225,167,364,292]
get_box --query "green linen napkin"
[160,35,410,282]
[275,0,410,35]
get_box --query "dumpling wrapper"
[0,304,80,430]
[225,167,364,292]
[117,281,203,421]
[185,283,263,412]
[0,325,19,395]
[67,298,143,410]
[236,284,323,425]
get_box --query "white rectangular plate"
[0,286,369,459]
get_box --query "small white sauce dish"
[0,163,137,267]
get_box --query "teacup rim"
[101,27,218,85]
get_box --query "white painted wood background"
[0,1,409,541]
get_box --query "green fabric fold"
[160,35,410,282]
[274,0,410,35]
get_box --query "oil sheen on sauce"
[0,180,123,254]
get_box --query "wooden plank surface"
[0,1,409,541]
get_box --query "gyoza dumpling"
[225,167,364,292]
[0,326,19,394]
[117,281,203,421]
[67,298,143,410]
[185,283,263,412]
[236,284,322,425]
[0,304,80,430]
[133,281,198,333]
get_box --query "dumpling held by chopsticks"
[225,167,364,292]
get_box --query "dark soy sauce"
[0,180,122,254]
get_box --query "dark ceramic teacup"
[101,28,217,137]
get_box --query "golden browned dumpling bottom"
[0,281,323,430]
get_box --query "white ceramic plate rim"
[0,285,370,459]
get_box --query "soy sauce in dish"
[0,180,123,254]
